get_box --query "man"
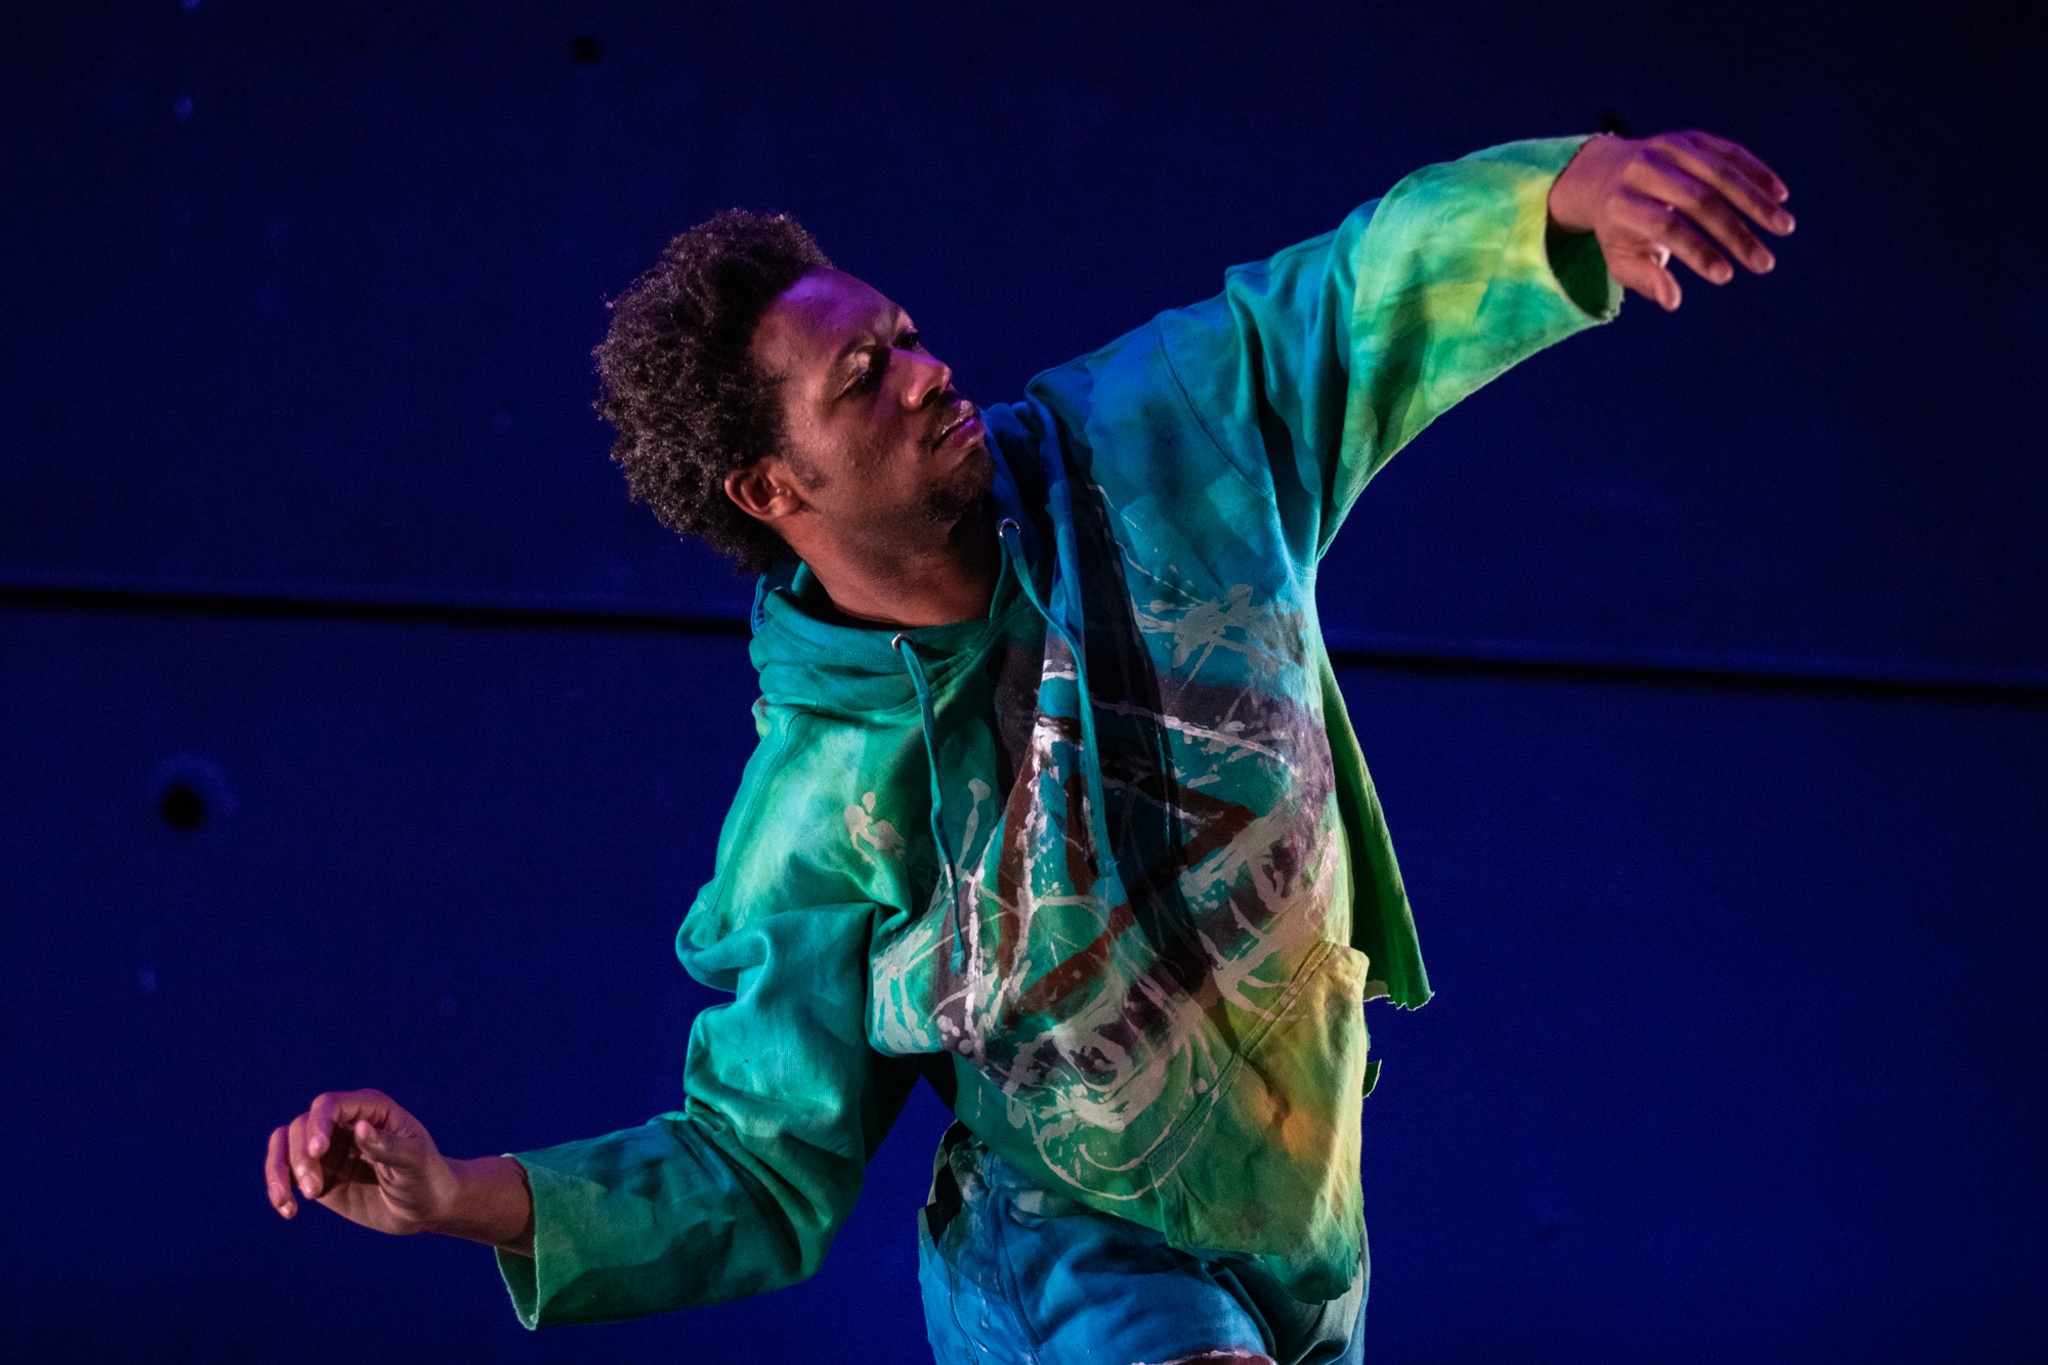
[265,129,1790,1364]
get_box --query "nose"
[900,349,953,409]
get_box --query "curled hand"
[264,1088,532,1253]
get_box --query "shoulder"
[681,704,924,954]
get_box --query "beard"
[919,441,996,526]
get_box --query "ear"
[724,458,807,528]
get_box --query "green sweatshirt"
[500,135,1620,1326]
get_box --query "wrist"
[434,1155,535,1253]
[1548,132,1629,234]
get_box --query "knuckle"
[1671,183,1710,212]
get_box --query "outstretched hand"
[1548,130,1794,311]
[264,1088,533,1254]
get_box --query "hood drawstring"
[893,520,1121,976]
[997,518,1118,898]
[892,631,970,969]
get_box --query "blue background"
[3,1,2043,1359]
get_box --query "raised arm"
[1034,131,1790,570]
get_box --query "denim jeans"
[917,1125,1366,1365]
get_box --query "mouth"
[928,401,981,452]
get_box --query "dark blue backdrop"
[4,2,2043,1360]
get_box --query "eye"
[846,351,886,395]
[841,328,921,397]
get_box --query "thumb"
[352,1116,431,1172]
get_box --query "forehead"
[752,268,898,373]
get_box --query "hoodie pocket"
[1150,937,1371,1296]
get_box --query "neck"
[799,503,1000,629]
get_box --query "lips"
[929,402,980,451]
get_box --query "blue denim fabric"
[917,1126,1366,1365]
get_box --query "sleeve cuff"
[1545,220,1623,320]
[493,1152,573,1330]
[496,1242,542,1330]
[492,1146,657,1330]
[1455,133,1624,323]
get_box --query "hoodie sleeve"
[1070,135,1621,568]
[496,894,915,1326]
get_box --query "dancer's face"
[738,267,992,551]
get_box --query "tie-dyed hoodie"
[500,135,1620,1327]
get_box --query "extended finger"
[1657,132,1795,234]
[1616,189,1731,288]
[1663,129,1783,206]
[266,1125,297,1217]
[1633,154,1773,274]
[1693,130,1791,204]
